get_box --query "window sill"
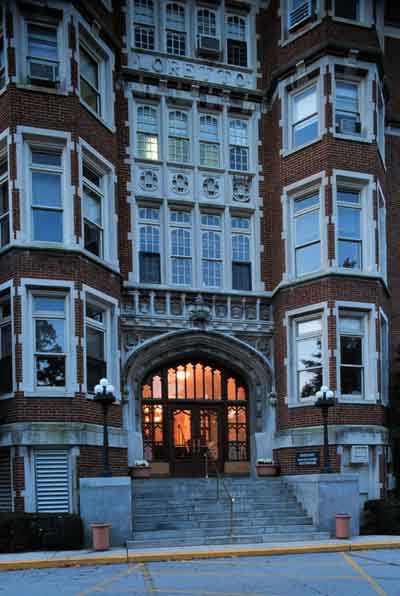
[281,135,324,158]
[125,281,272,298]
[280,19,323,48]
[287,400,316,408]
[0,392,14,401]
[198,166,226,174]
[337,398,378,405]
[228,170,255,176]
[134,157,163,166]
[80,248,120,274]
[330,16,373,29]
[23,391,76,398]
[331,131,372,144]
[16,82,69,96]
[79,96,115,134]
[166,161,195,169]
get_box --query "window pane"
[36,319,64,353]
[84,221,102,256]
[296,242,321,275]
[86,326,104,360]
[139,252,161,283]
[341,366,362,395]
[338,206,360,239]
[34,297,64,312]
[297,318,322,336]
[87,357,107,392]
[171,228,191,256]
[202,231,221,259]
[336,82,358,112]
[80,46,98,88]
[339,316,362,333]
[202,260,222,287]
[0,181,8,216]
[293,87,317,122]
[341,335,362,365]
[297,337,322,369]
[294,193,319,213]
[33,210,63,242]
[80,78,99,113]
[86,304,104,322]
[137,133,158,160]
[338,240,361,269]
[200,143,219,167]
[83,165,101,187]
[335,0,359,20]
[232,262,251,290]
[32,172,61,207]
[298,368,323,399]
[337,189,360,205]
[28,24,58,61]
[232,235,250,262]
[172,258,192,285]
[36,355,65,387]
[293,116,318,147]
[295,210,319,246]
[84,187,102,225]
[32,151,61,167]
[134,25,155,49]
[140,226,160,253]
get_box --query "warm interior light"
[177,370,186,381]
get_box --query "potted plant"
[130,460,151,478]
[256,458,280,477]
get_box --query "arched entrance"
[141,361,248,476]
[123,330,275,476]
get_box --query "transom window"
[293,192,321,276]
[134,0,155,50]
[0,290,12,395]
[339,313,365,398]
[30,148,63,243]
[166,3,186,56]
[291,84,318,149]
[137,105,159,160]
[294,315,323,400]
[337,188,362,270]
[33,294,66,388]
[168,110,190,163]
[0,148,9,247]
[335,80,361,135]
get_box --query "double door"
[170,406,222,476]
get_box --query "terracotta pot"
[91,523,112,551]
[335,514,351,539]
[131,466,151,478]
[256,464,280,477]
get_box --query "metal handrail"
[204,450,235,540]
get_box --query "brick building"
[0,0,398,518]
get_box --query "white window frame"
[0,7,7,92]
[0,281,13,400]
[228,118,249,172]
[283,172,327,282]
[285,302,329,407]
[82,286,120,400]
[379,309,389,407]
[332,170,375,275]
[280,0,324,46]
[377,182,387,283]
[231,213,253,291]
[197,7,218,38]
[226,13,248,68]
[137,204,162,284]
[133,0,156,50]
[377,83,385,162]
[165,2,187,57]
[336,302,378,403]
[78,139,117,269]
[77,20,115,130]
[20,279,76,397]
[135,103,160,161]
[169,208,193,286]
[199,113,220,169]
[167,109,190,164]
[332,67,374,143]
[0,139,10,248]
[201,212,223,289]
[332,0,374,26]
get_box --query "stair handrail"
[204,449,235,539]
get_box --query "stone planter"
[130,466,151,479]
[256,463,280,477]
[91,523,112,551]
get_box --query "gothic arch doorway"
[141,361,248,476]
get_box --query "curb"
[1,540,400,572]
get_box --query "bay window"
[295,315,323,400]
[291,84,318,149]
[168,110,190,163]
[229,119,249,172]
[170,210,192,285]
[199,114,220,168]
[227,15,247,67]
[232,216,251,291]
[33,294,66,388]
[166,3,186,56]
[0,290,12,395]
[85,301,107,392]
[133,0,155,50]
[339,312,365,398]
[137,105,159,160]
[0,147,9,247]
[30,148,63,243]
[293,192,321,276]
[139,206,161,284]
[337,188,362,270]
[201,213,222,288]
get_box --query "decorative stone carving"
[202,176,220,199]
[232,175,251,203]
[171,173,190,194]
[139,169,159,192]
[188,295,211,327]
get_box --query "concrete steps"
[129,477,329,548]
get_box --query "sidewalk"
[0,535,400,571]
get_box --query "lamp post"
[315,385,336,473]
[94,378,116,477]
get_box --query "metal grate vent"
[34,449,70,513]
[0,450,12,512]
[289,1,313,30]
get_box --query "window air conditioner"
[28,59,59,85]
[289,1,313,30]
[350,445,369,464]
[336,117,361,135]
[197,35,221,57]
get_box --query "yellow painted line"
[351,541,400,552]
[342,552,387,596]
[147,569,359,580]
[0,554,128,572]
[114,589,276,596]
[77,563,141,595]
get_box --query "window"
[378,191,387,279]
[170,210,192,285]
[0,291,12,395]
[33,294,66,388]
[377,86,385,159]
[380,313,389,406]
[137,105,159,160]
[339,313,365,398]
[229,119,249,171]
[295,315,323,400]
[288,0,314,30]
[293,192,321,276]
[198,9,217,37]
[199,114,220,168]
[139,206,161,284]
[227,15,247,67]
[166,3,186,56]
[337,188,362,270]
[30,148,63,243]
[232,216,251,290]
[201,213,222,288]
[79,43,100,115]
[168,110,190,163]
[34,449,70,512]
[335,81,361,135]
[334,0,359,20]
[27,23,59,84]
[0,9,6,89]
[82,163,104,258]
[0,147,9,247]
[133,0,155,50]
[85,301,107,392]
[291,84,318,148]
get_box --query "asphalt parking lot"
[0,550,399,595]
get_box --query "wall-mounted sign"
[296,451,320,466]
